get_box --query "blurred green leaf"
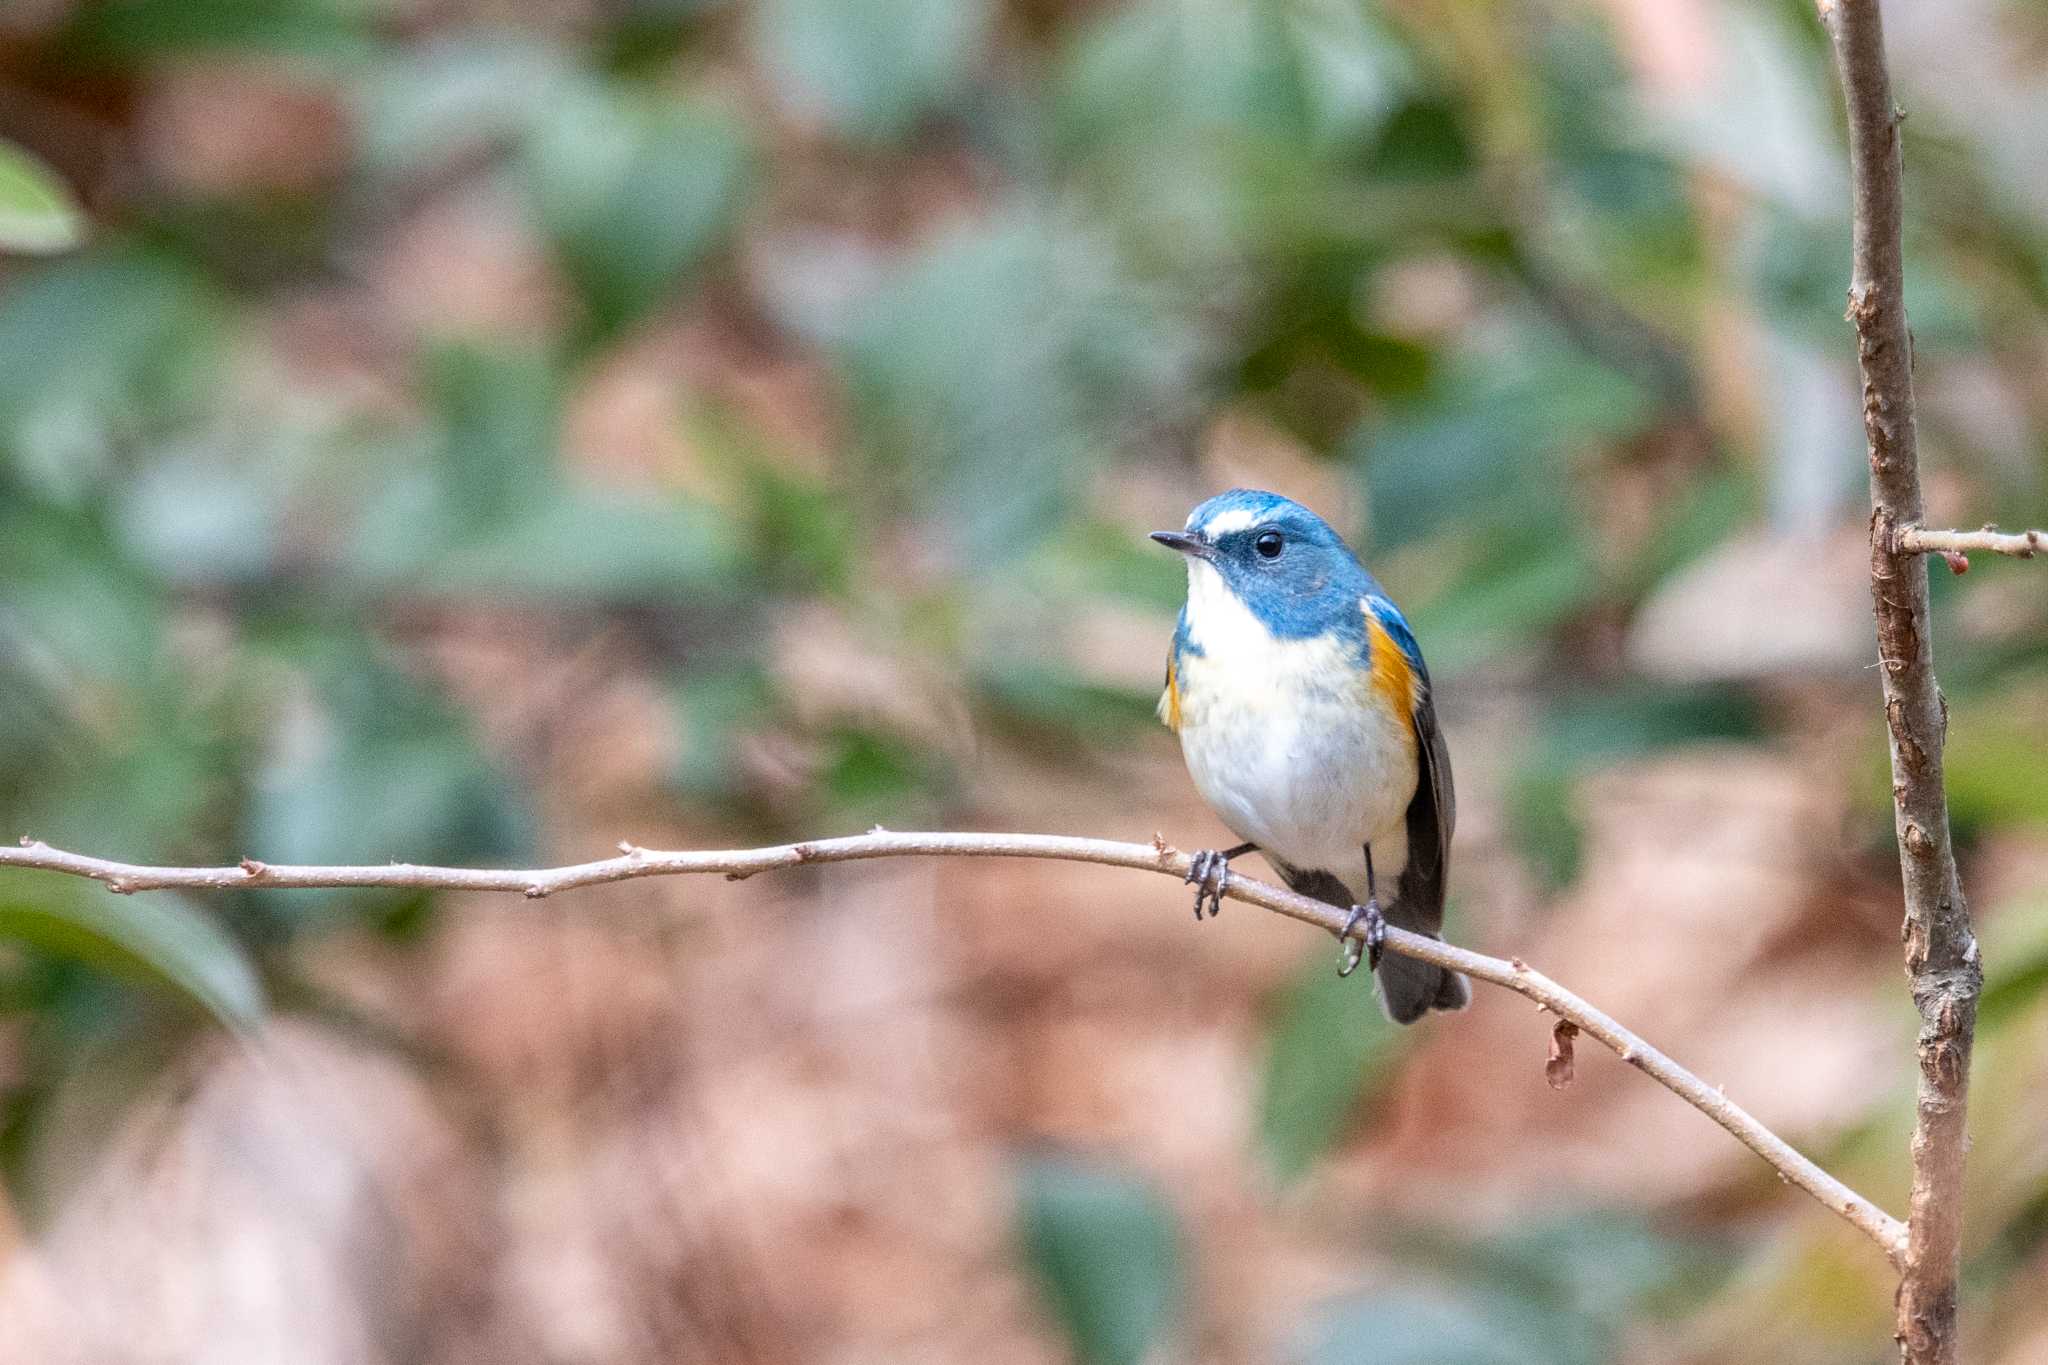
[1619,468,1752,598]
[1051,0,1438,277]
[63,0,377,60]
[843,213,1198,563]
[1527,19,1699,292]
[975,664,1157,744]
[1439,1207,1717,1320]
[1970,1181,2048,1296]
[0,976,199,1218]
[525,79,753,338]
[753,0,994,142]
[819,727,947,824]
[0,489,254,866]
[668,666,774,804]
[1016,1153,1182,1365]
[1938,695,2048,833]
[1029,517,1190,612]
[423,494,743,600]
[1055,0,1414,155]
[0,489,170,693]
[1414,528,1598,669]
[1978,896,2048,1030]
[684,403,858,593]
[0,248,226,502]
[346,344,744,599]
[1357,319,1664,667]
[353,35,573,178]
[0,142,85,256]
[1240,253,1436,413]
[242,640,531,921]
[0,875,262,1028]
[602,0,731,73]
[1304,1289,1580,1365]
[111,445,285,583]
[744,472,856,593]
[1352,325,1652,554]
[1507,687,1764,890]
[1308,1210,1716,1365]
[1257,942,1408,1182]
[429,342,560,524]
[1366,95,1476,182]
[31,712,243,875]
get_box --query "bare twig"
[1816,2,1983,1360]
[0,829,1907,1260]
[1894,525,2043,562]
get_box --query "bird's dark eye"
[1254,531,1284,559]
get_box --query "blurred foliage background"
[0,0,2044,1362]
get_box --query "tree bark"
[1815,3,1982,1360]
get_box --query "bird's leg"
[1185,842,1256,920]
[1336,844,1386,978]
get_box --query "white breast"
[1175,561,1416,893]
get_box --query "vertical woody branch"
[1815,3,1982,1361]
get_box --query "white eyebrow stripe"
[1197,507,1262,537]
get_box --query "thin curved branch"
[0,829,1908,1262]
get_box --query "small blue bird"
[1153,489,1468,1023]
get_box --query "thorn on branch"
[1546,1020,1579,1089]
[523,884,548,899]
[239,858,269,879]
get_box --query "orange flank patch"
[1364,612,1420,738]
[1158,657,1183,732]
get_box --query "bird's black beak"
[1150,530,1215,561]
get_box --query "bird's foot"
[1185,848,1235,920]
[1336,900,1385,978]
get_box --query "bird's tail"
[1272,863,1469,1025]
[1373,931,1470,1025]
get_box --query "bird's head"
[1150,489,1373,640]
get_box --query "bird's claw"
[1337,900,1385,978]
[1185,849,1231,920]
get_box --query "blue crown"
[1178,490,1388,643]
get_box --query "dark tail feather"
[1373,933,1470,1025]
[1271,861,1469,1025]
